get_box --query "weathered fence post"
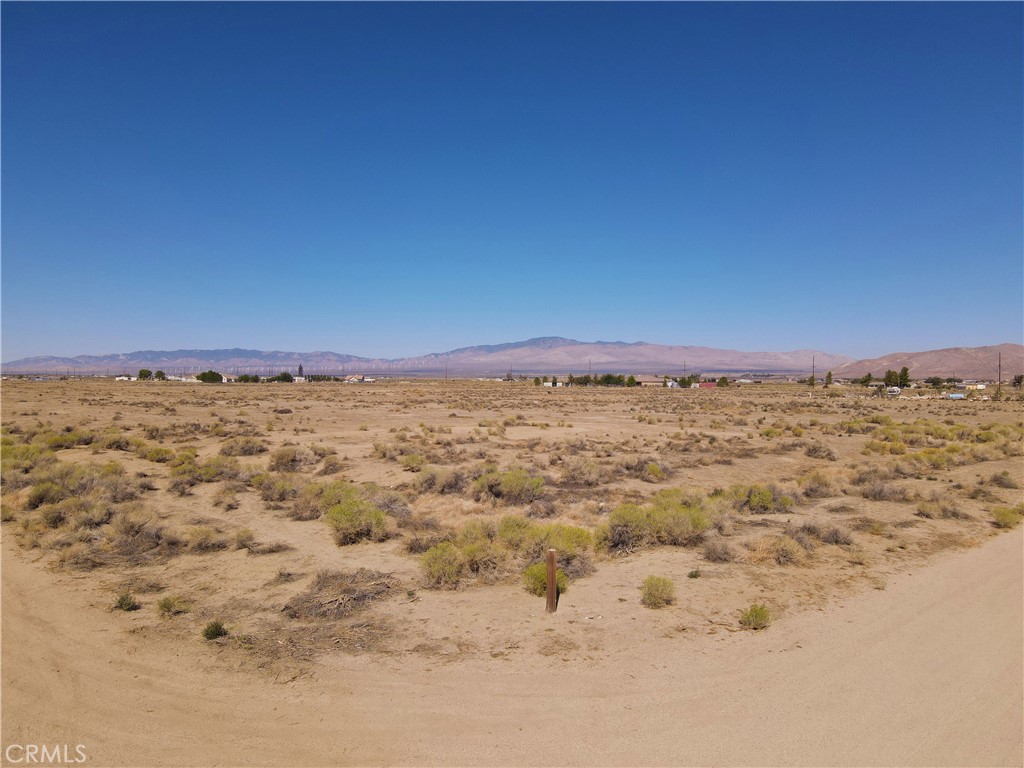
[545,548,557,613]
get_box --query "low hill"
[834,344,1023,381]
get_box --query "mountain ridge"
[3,339,1019,379]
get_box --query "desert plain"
[2,378,1022,766]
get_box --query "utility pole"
[997,351,1002,397]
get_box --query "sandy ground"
[3,525,1020,767]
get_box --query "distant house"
[633,375,664,388]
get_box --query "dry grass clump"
[219,436,267,456]
[156,595,190,616]
[113,591,140,611]
[104,508,181,564]
[185,525,228,553]
[283,568,398,620]
[992,503,1024,529]
[915,493,968,520]
[559,458,607,488]
[640,575,675,608]
[804,443,837,461]
[415,466,466,494]
[702,538,735,562]
[268,446,317,472]
[818,525,853,545]
[799,470,838,499]
[988,470,1020,489]
[202,620,229,640]
[249,472,303,504]
[616,456,668,483]
[860,481,914,503]
[745,535,807,566]
[739,604,771,630]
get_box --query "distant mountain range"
[2,337,1020,380]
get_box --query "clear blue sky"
[3,2,1021,362]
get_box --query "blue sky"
[2,2,1021,362]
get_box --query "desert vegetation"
[1,377,1021,672]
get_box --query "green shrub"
[472,468,544,504]
[202,620,229,640]
[598,504,649,552]
[739,604,771,630]
[992,504,1024,529]
[523,562,567,597]
[496,515,534,549]
[26,481,64,509]
[142,446,175,463]
[325,497,387,545]
[156,595,190,616]
[640,576,675,608]
[114,592,140,611]
[291,480,359,520]
[421,541,466,588]
[195,370,223,383]
[399,453,426,472]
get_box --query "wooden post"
[545,548,557,613]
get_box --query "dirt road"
[2,528,1021,767]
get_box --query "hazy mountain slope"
[1,338,851,375]
[833,343,1023,380]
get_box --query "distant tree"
[898,366,911,388]
[542,376,549,384]
[883,370,899,387]
[1013,374,1024,390]
[806,374,815,387]
[154,370,166,381]
[567,374,575,386]
[534,377,541,386]
[551,375,558,386]
[625,375,638,387]
[945,377,962,384]
[824,371,833,388]
[196,370,223,383]
[717,376,730,388]
[298,364,304,378]
[858,373,874,386]
[237,374,260,383]
[137,369,153,380]
[274,372,294,383]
